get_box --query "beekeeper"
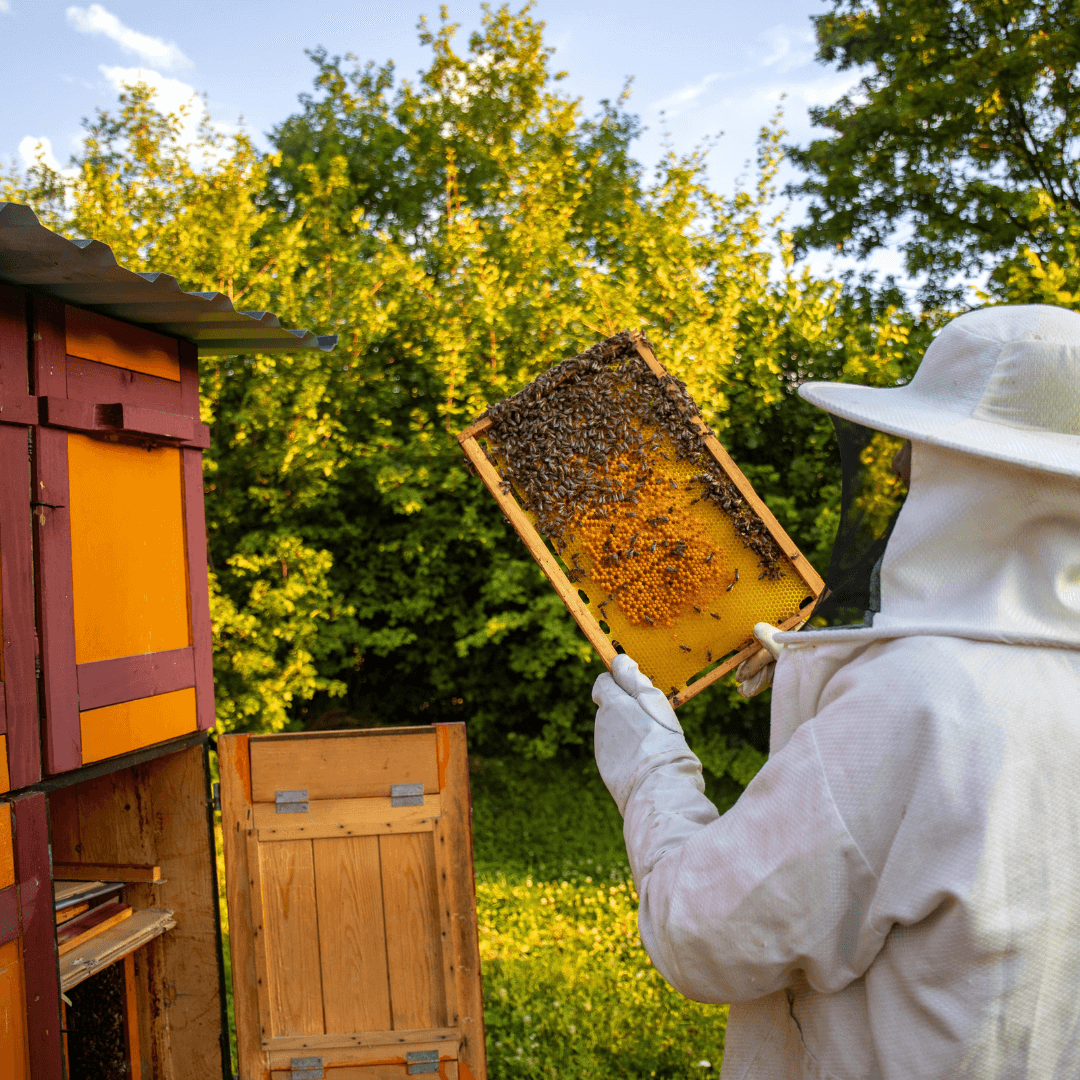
[593,304,1080,1079]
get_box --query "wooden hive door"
[219,724,486,1080]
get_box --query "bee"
[690,497,700,505]
[710,612,721,620]
[705,553,715,564]
[693,605,701,613]
[629,533,639,545]
[665,566,676,573]
[644,614,654,625]
[670,479,679,489]
[735,569,740,581]
[679,645,691,652]
[649,541,657,553]
[706,649,712,662]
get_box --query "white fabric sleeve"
[630,720,885,1005]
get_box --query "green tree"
[788,0,1080,306]
[3,3,926,779]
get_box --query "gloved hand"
[735,622,785,697]
[593,653,689,816]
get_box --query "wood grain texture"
[181,448,216,730]
[313,835,392,1033]
[13,793,64,1079]
[0,283,32,416]
[66,355,184,414]
[0,885,17,945]
[58,908,175,993]
[0,422,40,788]
[260,839,325,1036]
[55,902,88,926]
[79,686,198,764]
[122,951,142,1080]
[255,795,440,842]
[56,901,132,954]
[31,294,66,397]
[457,432,616,665]
[381,832,447,1032]
[33,424,81,773]
[65,306,180,382]
[51,862,162,883]
[262,1027,459,1052]
[433,724,485,1080]
[0,806,11,891]
[250,731,439,802]
[218,734,266,1080]
[0,936,29,1080]
[76,647,196,712]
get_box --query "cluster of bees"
[482,331,784,633]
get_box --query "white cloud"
[19,136,64,172]
[758,27,817,75]
[652,73,726,117]
[0,1,11,14]
[67,4,190,70]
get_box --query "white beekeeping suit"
[593,305,1080,1079]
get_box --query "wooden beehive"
[458,332,824,705]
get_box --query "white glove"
[593,653,688,816]
[735,622,784,697]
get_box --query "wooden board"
[79,686,198,763]
[222,725,486,1080]
[65,306,181,382]
[58,907,175,991]
[56,901,132,955]
[0,937,29,1080]
[55,903,88,927]
[52,862,162,883]
[457,334,823,706]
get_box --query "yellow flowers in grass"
[477,873,727,1078]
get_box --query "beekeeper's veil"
[799,304,1080,646]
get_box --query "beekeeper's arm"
[594,652,890,1005]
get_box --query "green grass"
[213,753,728,1078]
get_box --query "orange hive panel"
[68,435,191,664]
[466,332,819,701]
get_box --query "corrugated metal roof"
[0,202,337,356]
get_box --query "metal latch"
[406,1050,439,1075]
[289,1057,323,1080]
[391,783,424,808]
[276,790,309,814]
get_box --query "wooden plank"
[33,424,81,773]
[181,447,216,730]
[0,422,40,788]
[52,881,103,905]
[65,306,181,382]
[76,647,196,711]
[458,432,617,665]
[245,832,276,1056]
[0,936,29,1080]
[272,1069,411,1080]
[51,862,162,883]
[55,902,88,927]
[381,832,447,1031]
[250,731,440,802]
[31,294,66,397]
[0,806,12,891]
[144,740,228,1080]
[0,736,8,794]
[68,436,190,666]
[178,339,200,419]
[79,686,198,763]
[254,795,441,842]
[58,907,176,992]
[56,901,132,955]
[258,837,325,1037]
[265,1031,458,1059]
[122,952,142,1080]
[12,793,64,1079]
[313,835,392,1033]
[0,885,17,945]
[434,724,486,1080]
[66,355,184,414]
[219,734,266,1080]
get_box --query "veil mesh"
[802,416,908,629]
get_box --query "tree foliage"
[788,0,1080,305]
[3,4,925,772]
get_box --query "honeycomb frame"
[457,333,824,707]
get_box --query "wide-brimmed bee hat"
[799,304,1080,479]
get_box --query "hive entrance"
[459,332,822,704]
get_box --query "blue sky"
[0,0,909,285]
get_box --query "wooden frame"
[0,286,40,790]
[221,724,486,1080]
[28,298,216,775]
[457,333,824,706]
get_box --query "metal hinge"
[275,789,309,814]
[288,1057,323,1080]
[212,782,221,812]
[391,782,424,808]
[406,1050,439,1075]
